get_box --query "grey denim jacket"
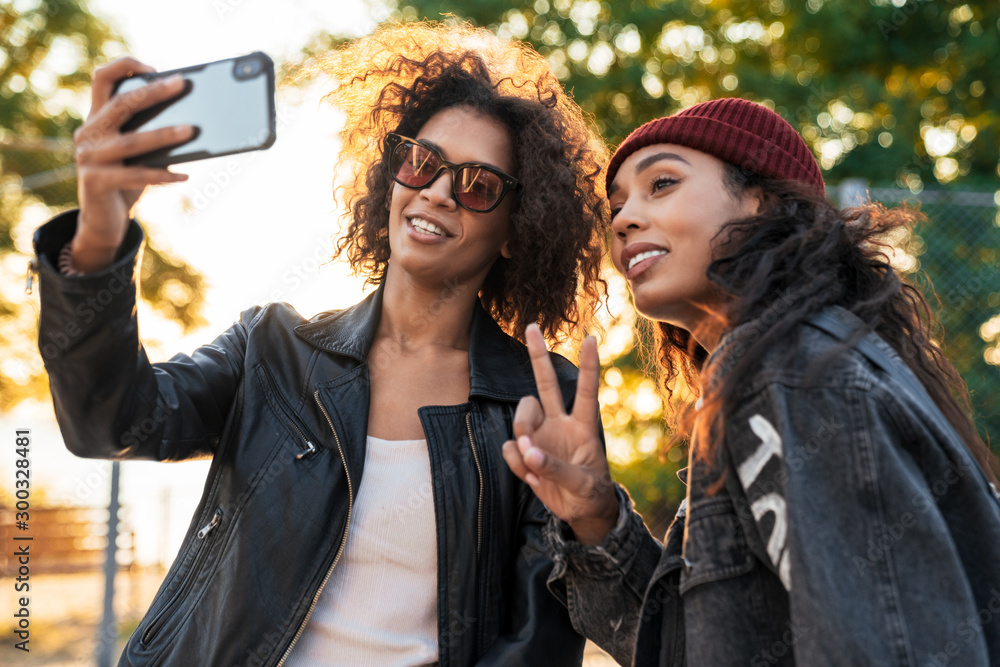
[546,307,1000,666]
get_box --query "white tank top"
[284,436,439,666]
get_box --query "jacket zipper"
[140,507,223,645]
[276,391,354,667]
[467,410,490,653]
[465,412,483,556]
[259,365,317,460]
[196,507,222,539]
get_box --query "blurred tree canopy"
[386,0,999,190]
[1,0,207,411]
[303,0,999,532]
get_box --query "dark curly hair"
[647,167,998,486]
[305,22,608,345]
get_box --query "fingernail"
[525,448,544,467]
[517,435,531,452]
[162,74,183,86]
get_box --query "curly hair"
[305,22,608,345]
[647,167,998,486]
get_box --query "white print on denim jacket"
[736,415,791,590]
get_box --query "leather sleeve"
[34,210,253,461]
[473,488,586,666]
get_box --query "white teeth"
[627,249,667,271]
[409,217,446,237]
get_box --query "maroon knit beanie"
[606,98,825,195]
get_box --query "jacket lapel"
[293,285,544,404]
[292,288,382,361]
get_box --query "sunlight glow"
[819,138,845,169]
[614,25,642,55]
[933,157,960,183]
[605,434,637,465]
[586,42,615,76]
[724,20,766,44]
[569,0,601,36]
[658,23,706,61]
[632,379,663,420]
[923,126,958,157]
[642,73,665,98]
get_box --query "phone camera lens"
[235,58,261,79]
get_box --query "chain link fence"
[839,179,1000,450]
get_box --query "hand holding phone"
[70,53,277,274]
[113,52,276,167]
[72,57,194,273]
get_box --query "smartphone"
[114,52,276,167]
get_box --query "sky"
[2,0,396,566]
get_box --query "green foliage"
[1,0,207,410]
[611,453,685,538]
[389,0,999,187]
[1,0,113,251]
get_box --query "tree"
[388,0,999,188]
[1,0,207,410]
[304,0,1000,522]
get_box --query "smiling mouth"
[408,216,448,237]
[627,249,668,271]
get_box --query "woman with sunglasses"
[503,99,1000,665]
[32,23,606,666]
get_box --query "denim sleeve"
[544,484,665,666]
[725,381,994,665]
[35,210,254,461]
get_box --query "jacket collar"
[294,286,538,402]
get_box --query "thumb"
[518,435,589,492]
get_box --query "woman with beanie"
[503,98,1000,666]
[32,23,606,665]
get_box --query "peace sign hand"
[502,325,619,545]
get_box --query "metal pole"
[97,462,120,667]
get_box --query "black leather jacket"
[34,211,585,666]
